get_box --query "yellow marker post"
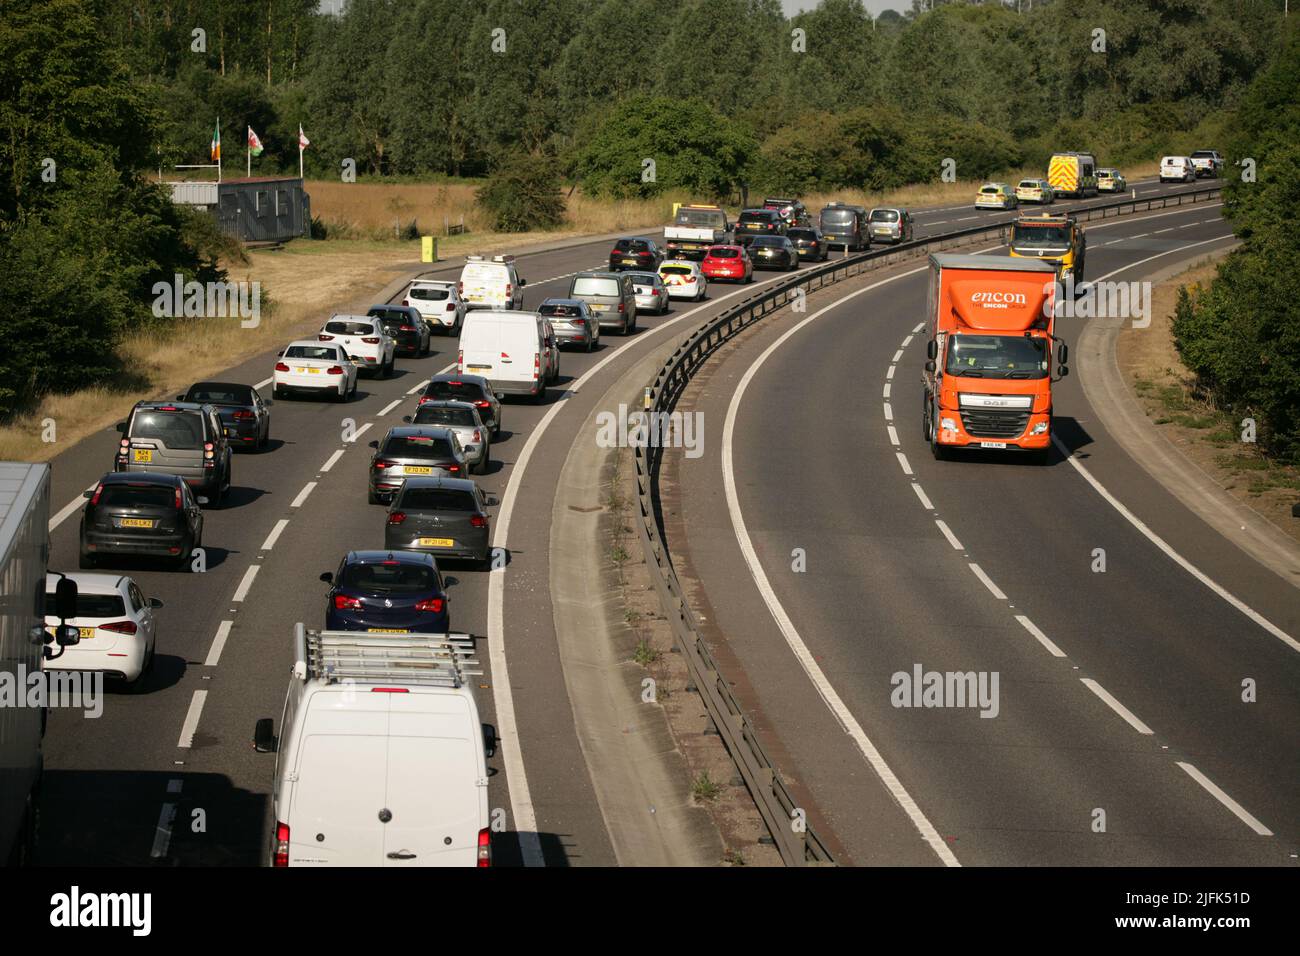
[421,236,436,263]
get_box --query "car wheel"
[367,487,380,505]
[258,424,270,451]
[474,447,490,475]
[174,538,193,572]
[922,394,933,442]
[585,336,594,353]
[78,549,97,570]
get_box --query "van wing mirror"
[253,718,277,754]
[482,723,497,759]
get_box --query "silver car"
[626,272,670,315]
[537,298,599,351]
[402,400,491,474]
[867,207,914,243]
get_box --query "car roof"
[416,399,479,411]
[344,549,437,567]
[616,236,654,242]
[575,270,622,278]
[286,338,340,349]
[326,314,375,323]
[99,471,183,486]
[539,297,588,307]
[45,571,127,593]
[707,244,744,252]
[410,278,454,286]
[134,400,207,413]
[396,476,479,494]
[368,303,417,312]
[427,373,489,386]
[660,258,700,267]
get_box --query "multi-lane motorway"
[35,176,1263,867]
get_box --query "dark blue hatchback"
[320,550,450,634]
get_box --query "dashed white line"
[935,520,963,551]
[886,365,896,380]
[911,484,934,511]
[1015,615,1066,658]
[901,335,914,347]
[231,565,259,603]
[891,349,904,363]
[912,323,925,333]
[49,484,97,532]
[204,620,233,667]
[887,425,900,446]
[1176,762,1273,835]
[254,376,274,390]
[347,422,372,443]
[378,399,401,416]
[149,796,180,859]
[290,482,316,508]
[896,451,913,476]
[883,383,891,399]
[320,449,345,472]
[1079,678,1154,735]
[883,402,894,421]
[177,691,208,748]
[260,519,289,552]
[968,563,1007,600]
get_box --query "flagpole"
[217,118,222,183]
[247,136,251,178]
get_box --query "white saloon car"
[44,572,160,686]
[658,260,708,301]
[317,315,396,377]
[404,280,467,335]
[273,341,359,401]
[627,271,671,314]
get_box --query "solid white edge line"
[1175,762,1273,836]
[319,448,345,472]
[231,565,259,603]
[968,562,1007,599]
[721,263,960,866]
[177,690,208,748]
[934,520,963,551]
[912,484,934,511]
[290,482,316,508]
[1078,678,1154,735]
[49,484,97,532]
[260,518,289,552]
[378,398,401,416]
[204,620,233,667]
[1014,615,1066,658]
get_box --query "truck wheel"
[922,395,933,441]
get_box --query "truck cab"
[1009,213,1086,289]
[664,204,731,261]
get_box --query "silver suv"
[568,271,637,335]
[115,401,232,506]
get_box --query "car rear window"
[413,406,477,427]
[786,229,816,240]
[339,562,437,594]
[325,320,374,335]
[98,484,176,508]
[626,273,659,285]
[572,277,620,297]
[738,211,776,224]
[1191,151,1215,158]
[46,591,126,618]
[424,381,486,402]
[675,208,725,227]
[614,239,649,253]
[383,435,454,459]
[408,285,451,301]
[285,345,339,361]
[981,186,1000,193]
[660,265,694,276]
[820,209,856,224]
[130,411,204,449]
[750,237,782,247]
[871,209,901,222]
[186,385,253,404]
[538,303,582,317]
[398,488,478,512]
[708,247,739,258]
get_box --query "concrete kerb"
[549,349,723,867]
[1076,241,1300,592]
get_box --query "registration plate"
[132,449,152,463]
[367,628,409,634]
[622,258,638,265]
[418,537,454,548]
[295,366,319,374]
[874,227,890,233]
[979,442,1008,449]
[47,627,97,641]
[120,518,155,528]
[468,363,491,371]
[404,466,433,475]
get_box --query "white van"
[1159,156,1196,183]
[458,255,525,310]
[254,626,494,867]
[458,310,559,403]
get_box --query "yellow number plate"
[417,537,454,548]
[133,449,152,463]
[367,628,409,634]
[120,518,155,528]
[46,627,97,640]
[404,466,433,475]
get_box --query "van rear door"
[290,731,388,865]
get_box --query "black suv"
[734,209,787,246]
[80,472,204,571]
[367,305,432,357]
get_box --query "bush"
[475,153,566,233]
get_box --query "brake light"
[400,325,415,331]
[275,362,290,372]
[361,337,380,344]
[157,406,179,412]
[326,365,344,375]
[470,514,487,528]
[333,594,362,610]
[610,247,621,256]
[203,442,215,460]
[174,486,182,509]
[233,410,255,421]
[617,302,625,312]
[414,597,444,613]
[474,399,489,408]
[401,299,409,306]
[446,303,456,312]
[373,460,393,469]
[100,620,138,635]
[472,429,481,443]
[478,828,491,867]
[318,334,334,341]
[274,822,290,867]
[457,281,463,295]
[505,283,513,298]
[90,483,104,505]
[370,687,410,694]
[458,349,464,372]
[533,353,540,380]
[447,464,460,473]
[418,396,430,405]
[388,511,406,525]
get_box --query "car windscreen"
[382,435,453,459]
[572,277,620,297]
[130,411,204,449]
[46,591,126,618]
[398,488,478,512]
[98,484,177,508]
[413,406,477,427]
[424,381,485,402]
[945,334,1047,378]
[675,209,724,227]
[339,562,438,594]
[707,248,739,258]
[186,385,253,404]
[285,345,340,361]
[324,321,374,335]
[408,286,451,301]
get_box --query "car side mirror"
[115,422,127,434]
[83,490,93,499]
[1057,343,1069,364]
[495,393,504,401]
[482,723,497,759]
[518,278,526,287]
[54,576,78,621]
[486,495,499,507]
[277,349,285,357]
[1058,365,1069,378]
[443,576,458,588]
[401,415,412,423]
[176,394,186,401]
[367,440,379,449]
[319,572,333,584]
[149,597,164,609]
[253,718,277,754]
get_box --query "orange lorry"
[921,253,1069,464]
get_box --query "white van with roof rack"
[458,255,525,310]
[253,626,495,867]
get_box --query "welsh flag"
[247,126,264,157]
[210,121,220,161]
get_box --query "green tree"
[475,152,566,232]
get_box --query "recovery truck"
[0,462,80,865]
[664,204,732,261]
[921,254,1069,465]
[1009,212,1087,289]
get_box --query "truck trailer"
[921,254,1069,464]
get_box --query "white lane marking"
[1129,233,1149,240]
[231,565,259,603]
[1015,615,1066,658]
[954,216,977,222]
[896,451,913,475]
[886,365,896,380]
[935,520,963,551]
[177,691,208,748]
[254,376,273,390]
[1176,762,1273,836]
[320,449,345,472]
[887,425,900,446]
[378,399,401,416]
[719,261,960,866]
[347,422,372,443]
[1199,218,1222,225]
[290,482,316,508]
[260,519,289,552]
[929,220,948,225]
[891,349,904,363]
[1083,202,1222,233]
[912,484,934,511]
[488,267,799,867]
[49,484,97,532]
[883,383,891,399]
[407,361,465,395]
[968,563,1006,599]
[150,796,180,859]
[204,620,233,666]
[1153,227,1174,234]
[1053,436,1298,654]
[912,323,924,333]
[883,402,893,421]
[901,335,914,347]
[1079,678,1154,735]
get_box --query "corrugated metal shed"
[170,177,311,243]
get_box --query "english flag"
[298,125,310,149]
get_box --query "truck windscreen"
[1011,224,1071,252]
[946,335,1047,378]
[676,210,724,228]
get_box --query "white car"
[43,572,159,687]
[658,260,708,301]
[1014,179,1054,204]
[1159,156,1197,183]
[459,255,525,310]
[318,315,396,377]
[404,280,466,335]
[627,271,671,314]
[976,183,1017,209]
[273,341,359,401]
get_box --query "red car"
[701,244,753,283]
